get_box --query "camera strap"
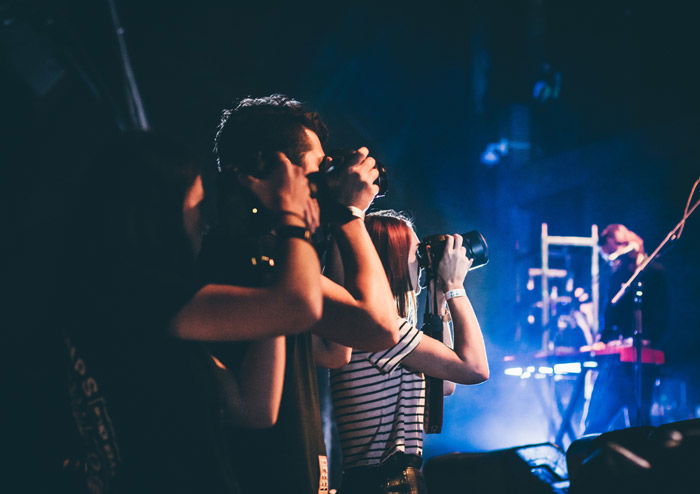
[422,273,444,434]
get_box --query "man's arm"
[172,152,323,341]
[212,336,286,428]
[172,232,321,341]
[311,148,399,352]
[312,224,400,351]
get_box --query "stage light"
[527,277,535,291]
[479,138,509,166]
[480,149,500,166]
[553,362,581,374]
[504,367,523,376]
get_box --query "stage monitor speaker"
[567,419,700,494]
[424,442,568,494]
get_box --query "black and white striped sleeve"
[366,318,423,374]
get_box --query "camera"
[305,149,388,224]
[308,149,388,223]
[319,149,388,198]
[418,231,489,272]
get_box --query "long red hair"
[365,210,416,319]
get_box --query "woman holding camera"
[330,210,489,494]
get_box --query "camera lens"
[462,231,489,269]
[418,231,489,271]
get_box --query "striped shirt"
[330,318,424,467]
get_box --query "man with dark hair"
[200,94,400,494]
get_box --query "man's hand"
[335,147,380,212]
[303,196,321,233]
[239,152,311,222]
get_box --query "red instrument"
[578,341,664,365]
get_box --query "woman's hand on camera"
[335,147,380,212]
[437,234,472,292]
[240,152,311,224]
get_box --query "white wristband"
[445,288,466,300]
[347,205,365,220]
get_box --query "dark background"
[3,0,699,461]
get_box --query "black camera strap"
[422,268,444,434]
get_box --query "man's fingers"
[346,147,369,167]
[238,173,259,189]
[359,156,376,172]
[453,233,464,250]
[306,197,321,232]
[355,147,369,160]
[274,151,294,167]
[367,166,379,183]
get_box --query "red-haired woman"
[330,210,489,494]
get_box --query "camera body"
[418,231,489,273]
[306,149,388,224]
[321,149,388,198]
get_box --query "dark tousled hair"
[365,210,417,319]
[211,94,328,237]
[214,94,328,178]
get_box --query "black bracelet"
[278,210,306,225]
[274,225,312,242]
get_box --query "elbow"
[322,353,351,369]
[466,364,490,385]
[343,310,400,352]
[328,347,352,368]
[286,290,323,334]
[376,325,401,349]
[315,344,351,369]
[256,406,280,429]
[453,363,490,385]
[242,407,279,429]
[370,313,401,349]
[473,367,490,384]
[361,323,400,352]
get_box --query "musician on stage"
[584,223,669,433]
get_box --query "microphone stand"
[610,192,700,426]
